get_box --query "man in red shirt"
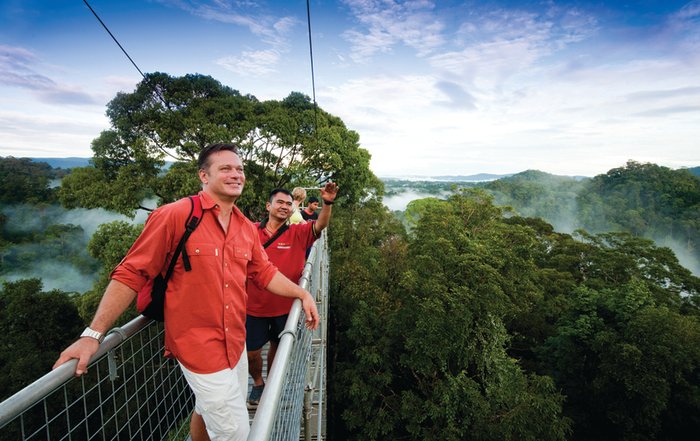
[245,183,337,406]
[53,143,319,441]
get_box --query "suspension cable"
[82,0,145,79]
[305,0,317,106]
[306,0,328,184]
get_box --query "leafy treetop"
[58,72,382,219]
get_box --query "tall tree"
[0,157,55,204]
[58,73,382,218]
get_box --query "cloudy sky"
[1,0,699,177]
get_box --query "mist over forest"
[384,164,700,276]
[1,203,149,292]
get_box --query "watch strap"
[81,327,104,343]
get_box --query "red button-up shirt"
[247,221,317,317]
[111,191,278,373]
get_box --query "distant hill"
[489,169,589,184]
[30,157,91,169]
[682,166,700,177]
[381,173,513,182]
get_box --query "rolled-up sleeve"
[110,207,176,293]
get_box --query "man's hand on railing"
[301,291,319,331]
[52,337,100,376]
[52,280,137,376]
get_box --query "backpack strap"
[263,223,289,248]
[165,195,204,282]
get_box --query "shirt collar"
[198,191,219,211]
[198,191,245,219]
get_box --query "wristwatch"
[80,327,105,343]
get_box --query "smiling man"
[245,182,337,407]
[54,143,319,441]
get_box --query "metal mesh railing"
[0,231,328,441]
[249,231,328,441]
[0,318,193,441]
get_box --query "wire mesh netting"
[1,322,193,441]
[1,232,328,441]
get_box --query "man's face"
[308,201,319,212]
[267,192,293,221]
[199,150,245,201]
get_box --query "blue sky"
[1,0,699,177]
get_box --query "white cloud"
[216,49,281,76]
[157,0,298,47]
[340,0,445,62]
[0,109,106,157]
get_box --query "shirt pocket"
[229,246,252,289]
[233,246,252,262]
[185,242,219,259]
[180,242,219,282]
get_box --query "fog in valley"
[385,186,700,277]
[1,202,153,293]
[383,190,444,211]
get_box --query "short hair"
[308,196,319,204]
[292,187,306,202]
[269,188,292,203]
[198,143,239,171]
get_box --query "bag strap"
[263,223,289,248]
[164,195,204,282]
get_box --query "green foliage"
[330,193,570,440]
[0,279,83,400]
[58,72,382,218]
[331,184,700,440]
[383,178,475,197]
[474,161,700,275]
[541,282,700,440]
[483,169,586,233]
[403,196,444,231]
[577,161,700,243]
[0,157,56,204]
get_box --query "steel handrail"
[0,315,152,428]
[248,233,323,440]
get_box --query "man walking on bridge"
[245,183,337,407]
[54,143,319,441]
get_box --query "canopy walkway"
[0,232,329,441]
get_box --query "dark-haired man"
[246,183,337,407]
[301,196,320,221]
[54,143,319,441]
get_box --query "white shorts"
[178,350,249,441]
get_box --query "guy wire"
[82,0,145,79]
[306,0,328,184]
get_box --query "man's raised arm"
[314,182,339,233]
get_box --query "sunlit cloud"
[156,0,298,47]
[340,0,445,62]
[431,6,597,88]
[632,105,700,117]
[216,49,280,76]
